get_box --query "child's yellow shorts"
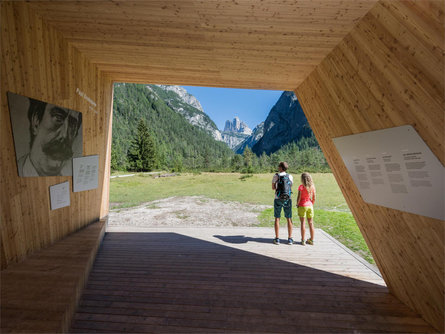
[298,206,314,218]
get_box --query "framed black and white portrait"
[7,92,83,177]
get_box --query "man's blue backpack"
[276,173,292,200]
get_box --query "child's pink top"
[298,184,315,207]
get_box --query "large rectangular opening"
[108,82,375,266]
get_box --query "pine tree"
[127,119,157,172]
[243,147,255,173]
[243,147,253,168]
[231,154,243,172]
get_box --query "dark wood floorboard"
[70,228,437,333]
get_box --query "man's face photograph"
[8,92,83,177]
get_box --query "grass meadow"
[110,172,374,264]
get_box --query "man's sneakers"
[301,239,305,246]
[288,238,293,245]
[306,239,314,245]
[273,238,280,245]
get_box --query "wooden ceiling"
[28,0,379,90]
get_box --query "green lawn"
[110,172,348,210]
[110,172,374,264]
[258,208,373,264]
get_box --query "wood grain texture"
[70,227,436,334]
[1,219,105,333]
[1,0,443,331]
[0,0,378,267]
[25,0,378,90]
[1,2,113,269]
[295,0,444,331]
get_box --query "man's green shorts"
[274,198,292,218]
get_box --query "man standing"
[272,161,293,244]
[16,97,82,176]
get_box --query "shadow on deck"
[70,230,435,333]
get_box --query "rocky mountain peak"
[149,85,222,142]
[155,85,204,112]
[251,91,310,155]
[223,117,252,135]
[234,122,265,154]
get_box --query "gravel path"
[109,196,271,228]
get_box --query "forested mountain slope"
[111,83,233,171]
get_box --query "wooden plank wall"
[295,0,444,331]
[0,2,113,269]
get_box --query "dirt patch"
[108,196,270,227]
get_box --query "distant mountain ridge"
[223,117,252,135]
[235,91,314,156]
[234,122,264,154]
[145,87,313,156]
[156,85,204,112]
[113,84,318,171]
[148,85,223,141]
[252,91,312,155]
[111,83,232,171]
[221,117,252,149]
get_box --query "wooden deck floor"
[71,227,436,333]
[1,220,106,333]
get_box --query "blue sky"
[183,86,283,131]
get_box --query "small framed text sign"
[333,125,444,220]
[49,181,70,210]
[73,155,99,192]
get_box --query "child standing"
[296,173,316,245]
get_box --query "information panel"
[49,181,70,210]
[333,126,444,220]
[73,155,99,192]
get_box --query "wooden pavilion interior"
[1,0,444,332]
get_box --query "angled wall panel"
[0,2,113,269]
[296,0,444,330]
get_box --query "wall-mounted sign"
[49,181,70,210]
[75,88,97,114]
[333,125,444,220]
[7,92,83,177]
[73,155,99,192]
